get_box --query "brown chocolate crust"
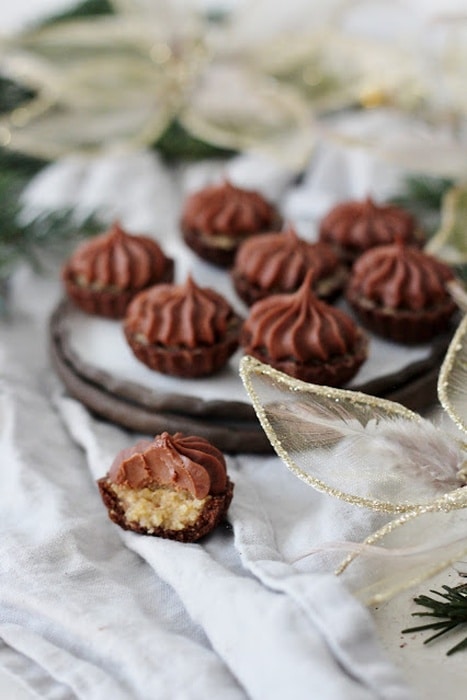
[243,330,368,386]
[182,226,278,268]
[319,197,423,264]
[345,243,457,343]
[232,265,347,306]
[63,257,174,319]
[231,230,347,305]
[124,315,243,377]
[180,181,281,268]
[97,476,234,542]
[346,289,456,344]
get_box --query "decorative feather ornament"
[240,313,467,604]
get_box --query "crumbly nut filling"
[75,275,121,293]
[111,483,208,531]
[199,232,241,250]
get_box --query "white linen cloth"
[0,144,418,699]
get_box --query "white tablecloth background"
[2,2,467,699]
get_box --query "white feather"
[264,394,466,505]
[338,416,466,490]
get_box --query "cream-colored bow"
[240,313,467,605]
[0,0,330,168]
[3,0,464,171]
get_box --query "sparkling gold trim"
[240,352,467,602]
[438,313,467,436]
[240,355,443,514]
[335,486,467,576]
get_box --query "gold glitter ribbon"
[240,315,467,604]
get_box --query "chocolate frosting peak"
[242,274,359,362]
[319,196,418,250]
[234,227,341,291]
[181,180,278,237]
[108,432,227,499]
[349,242,454,310]
[66,221,170,290]
[125,277,238,347]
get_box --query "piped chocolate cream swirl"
[348,241,454,310]
[108,432,227,499]
[62,221,174,317]
[241,272,367,385]
[98,432,234,541]
[181,180,281,267]
[124,276,243,376]
[319,196,423,263]
[346,241,457,342]
[232,226,347,304]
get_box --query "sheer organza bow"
[240,313,467,604]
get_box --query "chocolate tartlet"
[62,221,174,318]
[319,196,423,264]
[124,276,243,377]
[346,241,457,343]
[232,226,347,305]
[241,272,368,386]
[181,180,281,267]
[97,432,234,542]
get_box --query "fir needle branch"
[401,584,467,655]
[390,175,454,237]
[391,176,454,211]
[0,148,101,312]
[37,0,114,27]
[423,622,460,644]
[401,620,457,634]
[447,636,467,656]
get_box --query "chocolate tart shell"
[63,257,174,319]
[182,220,282,269]
[346,288,457,344]
[324,237,424,267]
[124,317,243,378]
[242,330,369,387]
[97,476,234,542]
[232,267,347,307]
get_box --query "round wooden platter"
[49,298,456,454]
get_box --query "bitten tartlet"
[232,226,347,305]
[62,221,174,318]
[97,432,234,542]
[319,196,423,264]
[124,276,243,377]
[346,241,457,343]
[180,180,281,267]
[241,272,368,386]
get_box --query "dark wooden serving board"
[49,298,454,454]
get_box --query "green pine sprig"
[0,148,100,313]
[402,584,467,655]
[392,175,454,211]
[36,0,114,26]
[0,3,458,313]
[0,0,233,313]
[0,194,100,314]
[156,120,236,163]
[390,175,454,237]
